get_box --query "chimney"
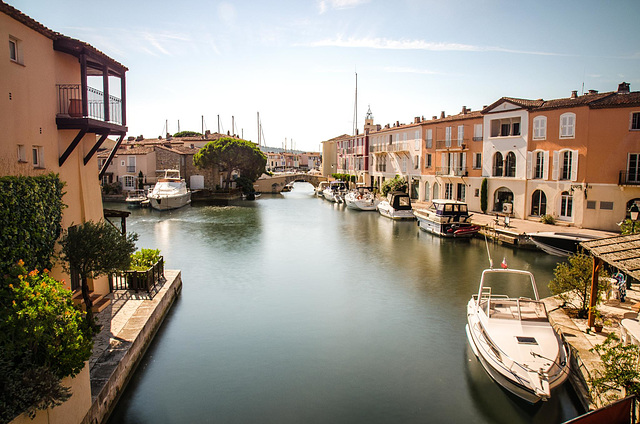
[570,90,578,99]
[414,116,421,124]
[461,106,468,114]
[136,135,144,141]
[166,132,172,140]
[440,111,445,119]
[127,136,135,141]
[588,89,598,94]
[432,116,437,120]
[618,82,630,93]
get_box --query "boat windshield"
[479,298,548,322]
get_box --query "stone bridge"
[253,173,328,193]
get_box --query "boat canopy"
[389,192,412,210]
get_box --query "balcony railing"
[436,139,466,150]
[56,84,123,125]
[436,167,468,176]
[620,171,640,186]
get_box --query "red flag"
[501,257,508,269]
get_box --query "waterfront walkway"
[83,270,182,424]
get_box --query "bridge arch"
[253,173,329,193]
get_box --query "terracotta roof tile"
[536,92,614,110]
[589,92,640,108]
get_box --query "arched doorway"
[531,189,547,216]
[493,152,504,176]
[433,182,440,200]
[493,187,513,212]
[411,177,420,200]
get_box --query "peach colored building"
[2,2,128,423]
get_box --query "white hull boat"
[527,232,599,256]
[148,170,191,211]
[376,191,414,220]
[414,199,480,238]
[344,187,379,211]
[466,268,570,403]
[322,181,347,203]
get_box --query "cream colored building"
[2,2,129,422]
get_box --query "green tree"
[59,221,137,325]
[590,333,640,404]
[193,137,266,190]
[480,178,488,213]
[620,219,639,235]
[173,131,202,137]
[548,252,607,318]
[381,175,408,196]
[0,262,94,422]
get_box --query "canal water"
[107,183,584,424]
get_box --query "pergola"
[580,234,640,327]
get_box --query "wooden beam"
[80,54,88,117]
[99,134,124,180]
[59,129,87,167]
[587,257,603,328]
[83,132,110,165]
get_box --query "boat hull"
[528,232,599,256]
[148,192,191,211]
[345,196,379,211]
[416,214,479,238]
[377,206,415,220]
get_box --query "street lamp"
[630,203,640,234]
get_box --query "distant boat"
[466,268,571,403]
[125,189,147,208]
[376,191,414,220]
[315,181,330,197]
[323,181,348,203]
[414,199,480,238]
[344,186,379,211]
[147,170,191,211]
[527,232,599,256]
[281,183,294,192]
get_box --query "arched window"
[560,191,573,218]
[424,182,430,202]
[433,182,440,200]
[493,152,503,176]
[531,189,547,216]
[493,187,514,212]
[560,112,576,138]
[505,152,516,177]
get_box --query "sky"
[10,0,640,152]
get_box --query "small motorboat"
[281,182,294,192]
[527,232,600,256]
[125,189,147,207]
[322,181,348,203]
[466,268,570,403]
[414,199,480,238]
[344,186,379,211]
[147,170,191,211]
[315,181,330,197]
[376,191,414,220]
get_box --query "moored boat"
[414,199,480,238]
[527,232,599,256]
[466,268,570,403]
[148,170,191,211]
[344,186,379,211]
[322,181,348,203]
[376,191,414,220]
[125,189,147,207]
[315,181,330,197]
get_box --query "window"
[457,125,464,146]
[122,175,136,190]
[402,156,407,173]
[560,191,573,218]
[534,151,544,179]
[425,153,432,168]
[32,146,44,168]
[473,124,483,141]
[490,117,521,137]
[533,116,547,140]
[414,155,419,169]
[627,153,640,183]
[444,183,453,200]
[474,153,482,169]
[127,156,136,173]
[493,152,503,176]
[433,182,440,199]
[553,150,578,181]
[505,152,516,177]
[17,144,26,162]
[424,182,430,201]
[426,129,433,148]
[561,151,572,180]
[445,127,452,147]
[632,113,640,130]
[457,183,466,202]
[414,130,421,150]
[9,36,20,63]
[531,190,547,216]
[560,113,576,138]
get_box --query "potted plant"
[592,308,604,332]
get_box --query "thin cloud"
[318,0,371,14]
[383,66,443,75]
[307,36,569,56]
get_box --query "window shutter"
[571,150,579,181]
[441,153,446,173]
[552,151,559,180]
[543,151,549,180]
[462,152,467,171]
[526,152,533,179]
[453,153,458,174]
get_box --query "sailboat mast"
[257,112,260,147]
[353,72,358,136]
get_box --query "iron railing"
[619,171,640,186]
[110,257,165,296]
[436,167,467,176]
[56,84,123,125]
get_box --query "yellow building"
[2,2,128,422]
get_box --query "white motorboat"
[148,169,191,211]
[527,232,599,256]
[315,181,330,197]
[466,268,570,403]
[322,181,348,203]
[344,186,379,211]
[414,199,480,238]
[125,189,147,207]
[376,191,414,220]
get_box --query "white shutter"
[571,150,579,181]
[458,125,464,146]
[462,152,467,171]
[441,153,446,173]
[543,151,549,180]
[453,153,458,175]
[526,152,533,179]
[552,151,559,180]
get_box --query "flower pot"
[68,99,82,117]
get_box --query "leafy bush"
[0,262,93,421]
[590,333,640,404]
[102,182,122,195]
[0,174,65,278]
[381,175,408,196]
[620,218,640,235]
[541,214,556,225]
[235,176,255,194]
[173,131,202,137]
[130,248,161,271]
